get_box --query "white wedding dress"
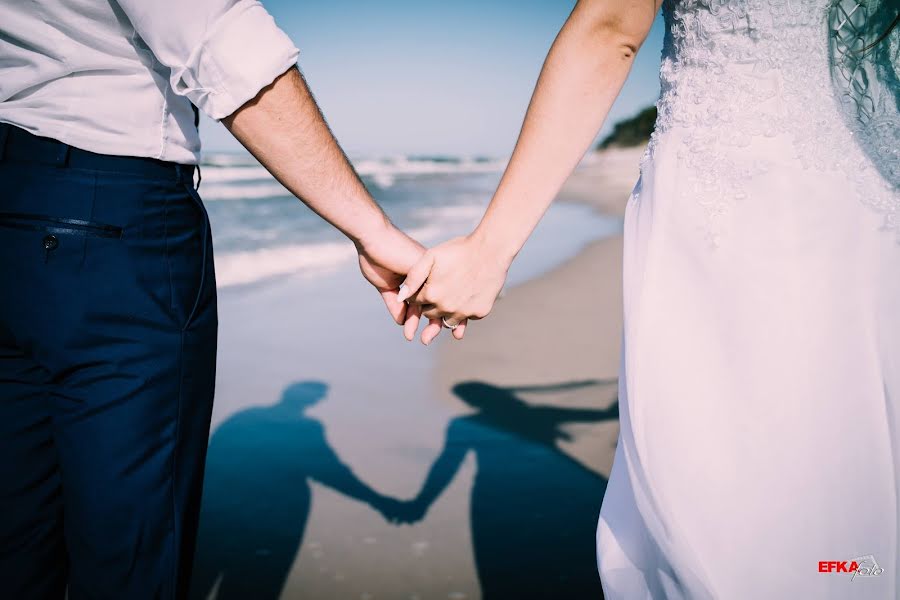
[596,0,900,598]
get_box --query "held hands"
[357,224,511,345]
[373,496,428,525]
[355,223,442,333]
[396,233,512,345]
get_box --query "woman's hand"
[397,233,512,344]
[386,0,659,345]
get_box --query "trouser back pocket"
[0,212,124,263]
[0,213,123,238]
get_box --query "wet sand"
[421,146,642,599]
[192,146,644,600]
[435,146,642,480]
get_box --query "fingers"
[420,318,442,345]
[441,315,466,341]
[419,308,466,327]
[403,303,422,341]
[397,251,435,304]
[402,310,468,344]
[380,288,407,325]
[419,300,491,323]
[420,305,443,321]
[452,319,467,340]
[404,283,432,307]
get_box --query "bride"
[397,0,899,597]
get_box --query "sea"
[197,151,623,290]
[194,151,627,598]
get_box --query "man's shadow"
[403,380,619,599]
[189,381,398,600]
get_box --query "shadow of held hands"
[373,496,428,525]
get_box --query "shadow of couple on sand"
[190,379,619,599]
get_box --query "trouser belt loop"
[175,164,197,187]
[54,142,71,167]
[0,124,9,162]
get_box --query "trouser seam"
[169,330,186,599]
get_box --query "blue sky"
[201,0,666,157]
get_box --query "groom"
[0,1,446,598]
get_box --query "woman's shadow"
[189,381,402,600]
[401,380,619,599]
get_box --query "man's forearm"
[222,66,390,247]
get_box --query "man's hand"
[220,67,442,331]
[355,224,441,332]
[373,496,424,525]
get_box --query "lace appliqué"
[676,134,770,246]
[640,0,900,248]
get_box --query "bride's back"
[641,0,898,246]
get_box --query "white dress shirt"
[0,0,300,164]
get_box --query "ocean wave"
[410,203,487,222]
[215,241,357,287]
[197,154,507,194]
[200,182,291,201]
[200,165,272,184]
[215,225,444,288]
[201,153,259,167]
[355,157,506,188]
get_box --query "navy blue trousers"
[0,124,217,599]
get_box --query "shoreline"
[198,145,647,599]
[558,146,643,218]
[433,145,643,479]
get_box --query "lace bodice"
[640,0,900,247]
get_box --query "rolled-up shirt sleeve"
[116,0,300,119]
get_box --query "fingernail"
[397,284,409,303]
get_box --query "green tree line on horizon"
[597,106,657,150]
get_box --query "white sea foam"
[200,182,291,201]
[197,154,507,198]
[200,166,271,184]
[400,224,443,242]
[370,172,396,188]
[354,157,507,188]
[410,203,487,222]
[201,153,259,167]
[216,241,357,288]
[215,225,445,288]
